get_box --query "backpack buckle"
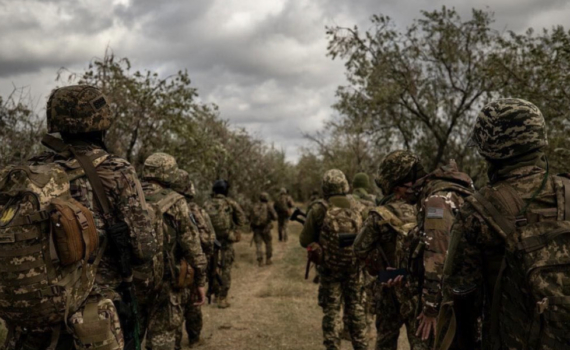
[536,297,549,314]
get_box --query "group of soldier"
[0,85,258,350]
[300,98,570,350]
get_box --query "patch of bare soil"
[182,222,411,350]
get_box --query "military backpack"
[204,197,233,238]
[467,174,570,350]
[251,203,270,227]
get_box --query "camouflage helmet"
[46,85,113,134]
[143,152,178,185]
[352,173,370,189]
[279,187,287,195]
[322,169,350,197]
[173,169,196,198]
[470,98,548,160]
[260,192,270,202]
[376,150,425,195]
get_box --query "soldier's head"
[46,85,113,142]
[322,169,350,198]
[173,169,195,199]
[212,179,229,196]
[352,173,370,190]
[260,192,270,202]
[376,150,426,202]
[470,98,548,161]
[142,152,178,186]
[279,187,287,195]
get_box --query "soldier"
[353,151,426,350]
[438,99,570,350]
[406,156,473,344]
[173,170,215,349]
[299,169,368,350]
[274,187,294,242]
[204,180,246,309]
[0,85,158,349]
[309,190,321,203]
[250,192,278,267]
[351,172,377,207]
[142,153,207,350]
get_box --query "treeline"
[302,6,570,191]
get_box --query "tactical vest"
[0,155,107,329]
[204,196,233,238]
[317,200,363,271]
[466,174,570,350]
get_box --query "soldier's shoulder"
[101,154,135,172]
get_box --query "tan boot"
[217,298,230,309]
[265,258,272,265]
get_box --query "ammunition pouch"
[175,259,194,289]
[73,299,121,350]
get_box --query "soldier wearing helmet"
[7,85,158,349]
[351,172,377,207]
[274,187,295,242]
[439,99,570,349]
[172,169,216,348]
[142,153,207,350]
[354,150,426,350]
[203,179,246,309]
[250,192,278,267]
[300,169,369,350]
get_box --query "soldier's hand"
[383,267,404,288]
[194,286,206,306]
[416,312,437,341]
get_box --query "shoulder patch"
[426,207,444,219]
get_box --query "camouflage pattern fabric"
[146,283,184,350]
[143,153,179,186]
[322,169,350,197]
[376,151,426,195]
[469,98,548,160]
[353,197,422,350]
[69,297,123,350]
[413,161,473,317]
[174,289,204,350]
[274,191,294,242]
[442,164,570,349]
[250,196,278,261]
[318,269,368,350]
[47,85,113,134]
[213,238,235,299]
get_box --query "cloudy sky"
[1,0,569,162]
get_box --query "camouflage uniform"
[204,182,246,308]
[300,170,368,350]
[143,154,207,350]
[274,188,294,242]
[173,170,215,348]
[250,192,278,266]
[2,85,158,349]
[352,172,377,207]
[440,99,570,350]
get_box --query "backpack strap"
[154,191,184,215]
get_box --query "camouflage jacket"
[205,194,247,235]
[187,200,216,257]
[441,165,561,349]
[414,161,473,317]
[250,201,278,230]
[352,188,377,207]
[275,193,294,217]
[144,182,207,287]
[29,145,158,291]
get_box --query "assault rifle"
[338,233,357,248]
[207,239,224,304]
[290,207,307,224]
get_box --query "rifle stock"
[290,207,307,224]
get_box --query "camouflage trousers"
[4,294,123,350]
[277,215,289,242]
[146,283,184,350]
[253,226,273,261]
[374,283,428,350]
[213,240,235,299]
[318,268,368,350]
[174,288,203,350]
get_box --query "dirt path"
[182,222,411,350]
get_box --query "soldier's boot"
[341,327,351,341]
[257,258,264,267]
[217,298,230,309]
[188,336,201,348]
[313,274,320,284]
[265,258,272,266]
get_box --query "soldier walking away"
[438,99,570,350]
[0,85,158,350]
[250,192,278,267]
[173,170,215,349]
[300,169,368,350]
[204,180,246,309]
[274,187,294,242]
[142,153,207,350]
[353,151,427,350]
